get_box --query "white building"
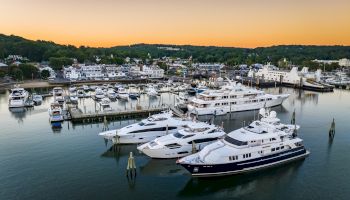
[63,66,81,81]
[142,65,164,78]
[339,58,350,67]
[81,65,104,80]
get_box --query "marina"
[1,84,350,199]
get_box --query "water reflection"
[139,159,186,177]
[177,160,306,199]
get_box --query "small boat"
[69,94,78,103]
[107,90,117,100]
[89,85,97,91]
[117,87,129,100]
[99,98,112,111]
[48,102,64,122]
[68,86,77,93]
[52,87,65,104]
[82,85,89,91]
[32,94,43,105]
[138,121,226,159]
[95,88,105,100]
[77,90,85,98]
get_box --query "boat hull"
[179,147,309,177]
[188,96,287,116]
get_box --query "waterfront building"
[142,65,164,78]
[81,65,104,80]
[63,66,81,81]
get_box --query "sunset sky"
[1,0,350,48]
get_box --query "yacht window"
[144,123,156,126]
[182,134,195,139]
[281,146,284,149]
[231,102,236,105]
[276,147,280,150]
[173,132,184,138]
[272,148,275,151]
[230,95,236,98]
[224,136,248,146]
[138,122,145,126]
[189,138,217,144]
[165,143,181,149]
[215,103,220,106]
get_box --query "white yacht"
[117,87,129,100]
[48,102,64,122]
[52,87,65,104]
[187,81,289,116]
[99,98,112,111]
[137,121,226,159]
[8,87,29,108]
[176,92,194,105]
[99,111,191,144]
[94,88,105,100]
[178,108,309,177]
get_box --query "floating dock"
[68,105,169,123]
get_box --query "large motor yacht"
[98,111,191,144]
[178,108,309,177]
[137,121,226,159]
[8,87,29,108]
[187,80,289,116]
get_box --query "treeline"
[1,34,350,69]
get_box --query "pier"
[68,105,169,123]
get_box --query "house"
[80,65,104,80]
[63,66,81,81]
[141,65,164,78]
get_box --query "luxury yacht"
[52,87,65,104]
[8,87,29,108]
[99,111,191,144]
[138,121,226,159]
[48,102,64,122]
[177,108,309,177]
[187,80,289,116]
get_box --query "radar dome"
[269,111,277,118]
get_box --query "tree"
[19,64,39,79]
[49,57,73,70]
[11,68,23,81]
[41,70,50,80]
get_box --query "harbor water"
[1,87,350,200]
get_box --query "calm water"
[1,87,350,200]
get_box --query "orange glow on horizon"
[1,0,350,48]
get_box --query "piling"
[192,141,197,154]
[291,110,296,124]
[126,152,137,178]
[329,118,335,139]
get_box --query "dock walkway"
[68,105,169,123]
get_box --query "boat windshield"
[224,135,248,146]
[173,132,184,138]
